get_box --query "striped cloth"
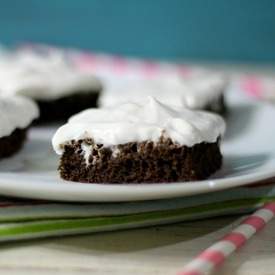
[0,181,273,242]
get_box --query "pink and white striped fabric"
[240,75,275,101]
[72,52,192,78]
[177,202,275,275]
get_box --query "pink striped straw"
[177,202,275,275]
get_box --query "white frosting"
[52,97,225,155]
[0,50,101,100]
[99,71,227,109]
[0,96,39,138]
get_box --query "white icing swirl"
[0,50,101,100]
[99,70,227,109]
[0,96,39,138]
[52,97,225,155]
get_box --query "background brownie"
[0,49,101,123]
[36,90,100,123]
[99,70,228,115]
[0,128,27,159]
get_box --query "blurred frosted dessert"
[99,69,227,114]
[0,49,102,122]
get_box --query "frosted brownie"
[0,50,102,122]
[99,70,227,114]
[52,97,226,183]
[0,96,39,159]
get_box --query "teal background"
[0,0,275,63]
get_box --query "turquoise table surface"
[0,0,275,63]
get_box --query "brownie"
[59,137,222,183]
[35,91,100,123]
[0,128,27,159]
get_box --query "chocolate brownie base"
[205,94,227,115]
[59,137,222,183]
[0,128,27,159]
[36,91,100,123]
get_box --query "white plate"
[0,90,274,202]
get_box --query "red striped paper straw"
[177,202,275,275]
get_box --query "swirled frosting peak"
[52,97,225,154]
